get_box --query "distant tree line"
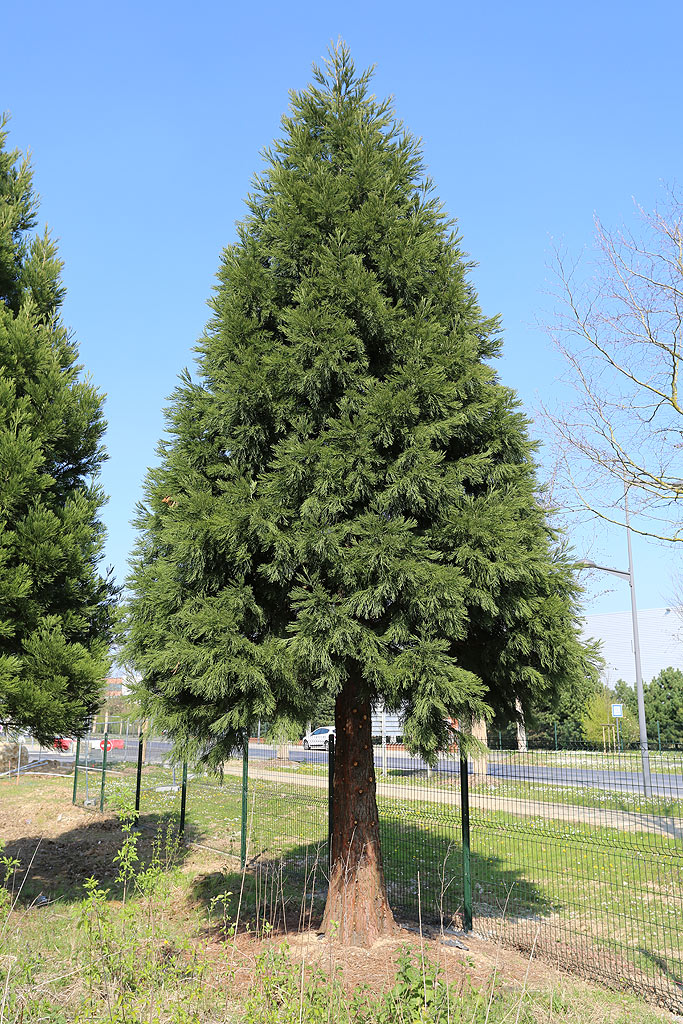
[613,668,683,749]
[494,667,683,750]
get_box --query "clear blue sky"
[2,0,681,616]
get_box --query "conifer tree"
[0,117,115,744]
[126,47,594,944]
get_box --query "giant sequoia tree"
[0,117,115,743]
[127,48,593,944]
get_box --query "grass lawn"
[257,750,683,817]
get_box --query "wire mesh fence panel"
[374,743,683,1012]
[468,747,683,1011]
[72,729,128,808]
[171,741,330,930]
[37,724,676,1009]
[375,748,465,927]
[185,757,245,861]
[61,730,186,835]
[133,737,183,824]
[124,757,183,824]
[245,742,329,899]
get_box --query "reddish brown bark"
[321,677,398,946]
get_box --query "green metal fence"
[66,732,683,1012]
[236,741,683,1012]
[374,745,683,1011]
[70,728,185,826]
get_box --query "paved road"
[23,740,683,799]
[260,747,683,799]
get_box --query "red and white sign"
[100,739,113,752]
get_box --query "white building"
[371,706,403,743]
[582,607,683,688]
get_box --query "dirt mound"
[0,742,30,774]
[30,759,74,776]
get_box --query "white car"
[302,726,335,750]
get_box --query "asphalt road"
[24,740,683,799]
[283,748,683,798]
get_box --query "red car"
[52,738,72,752]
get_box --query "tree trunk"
[515,698,528,752]
[470,716,488,779]
[321,678,397,946]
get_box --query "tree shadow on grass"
[379,814,550,929]
[190,815,551,941]
[635,945,683,998]
[1,809,200,906]
[193,840,329,940]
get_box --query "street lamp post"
[581,495,652,798]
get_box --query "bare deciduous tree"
[544,188,683,542]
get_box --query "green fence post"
[179,761,188,835]
[657,721,661,753]
[135,732,143,820]
[328,734,335,872]
[99,731,109,813]
[460,752,472,932]
[240,737,249,868]
[72,737,81,804]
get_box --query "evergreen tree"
[0,117,115,744]
[126,47,595,944]
[616,670,683,748]
[645,668,683,747]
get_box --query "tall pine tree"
[126,47,594,944]
[0,116,115,744]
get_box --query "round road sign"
[100,739,112,752]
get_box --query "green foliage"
[519,710,585,750]
[374,946,454,1022]
[244,944,469,1024]
[73,812,194,1021]
[126,45,594,770]
[0,794,671,1024]
[244,942,640,1023]
[0,115,116,744]
[616,668,683,747]
[495,649,601,749]
[0,840,20,925]
[582,687,639,747]
[244,945,335,1024]
[613,679,638,716]
[644,667,683,746]
[265,714,307,743]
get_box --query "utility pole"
[625,491,652,798]
[580,489,652,798]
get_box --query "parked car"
[52,738,72,752]
[301,726,335,750]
